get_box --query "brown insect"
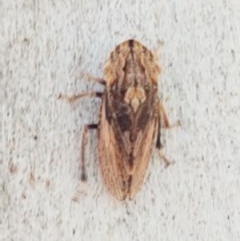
[61,39,177,200]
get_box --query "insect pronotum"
[63,39,177,200]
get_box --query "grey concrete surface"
[1,0,240,240]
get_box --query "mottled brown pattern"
[98,39,165,200]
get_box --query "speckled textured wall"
[1,0,240,240]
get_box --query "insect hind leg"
[156,101,180,166]
[81,124,98,182]
[156,125,171,167]
[156,102,173,167]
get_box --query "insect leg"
[85,73,106,85]
[156,102,171,167]
[156,120,163,149]
[81,124,98,182]
[156,117,171,167]
[159,102,181,128]
[59,92,103,103]
[159,102,170,128]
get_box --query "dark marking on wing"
[128,175,132,187]
[117,111,132,131]
[136,95,155,130]
[111,93,133,132]
[128,152,134,167]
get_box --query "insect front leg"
[81,124,98,181]
[59,92,103,103]
[85,73,106,86]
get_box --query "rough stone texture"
[1,0,240,240]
